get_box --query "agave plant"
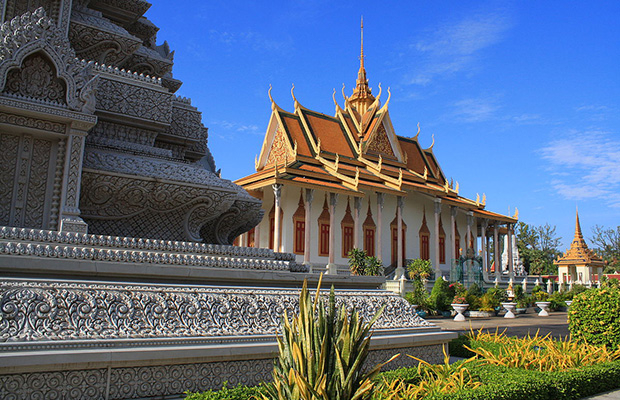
[263,275,396,400]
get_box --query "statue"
[501,235,525,276]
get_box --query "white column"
[327,192,338,274]
[272,184,282,252]
[433,199,441,277]
[353,197,362,249]
[253,222,261,248]
[303,188,314,269]
[376,193,384,263]
[493,223,500,279]
[395,196,405,279]
[450,207,457,262]
[481,219,488,280]
[507,223,514,279]
[59,133,88,233]
[466,212,474,254]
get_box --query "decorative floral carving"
[0,112,65,133]
[266,125,294,167]
[23,138,53,228]
[4,0,59,22]
[95,77,171,123]
[0,279,430,343]
[0,8,97,113]
[69,8,143,66]
[3,53,67,104]
[0,134,20,226]
[64,135,83,209]
[367,124,394,157]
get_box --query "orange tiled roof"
[280,113,313,157]
[302,110,356,158]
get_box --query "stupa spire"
[349,16,375,115]
[574,208,583,240]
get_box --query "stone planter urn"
[536,301,551,317]
[451,303,469,322]
[501,302,517,318]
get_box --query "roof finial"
[575,207,583,239]
[360,16,364,70]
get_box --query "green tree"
[515,222,562,275]
[590,225,620,273]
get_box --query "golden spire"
[348,16,375,115]
[575,208,583,240]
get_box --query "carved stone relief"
[69,8,142,66]
[0,280,430,343]
[0,8,97,113]
[95,77,171,123]
[3,53,67,105]
[3,0,59,22]
[0,133,20,226]
[0,133,54,229]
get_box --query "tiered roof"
[556,211,605,267]
[235,25,515,224]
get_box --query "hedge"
[185,361,620,400]
[429,361,620,400]
[569,286,620,350]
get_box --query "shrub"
[184,382,264,400]
[548,292,567,311]
[465,284,482,310]
[428,278,454,312]
[405,279,430,311]
[465,330,620,371]
[569,286,620,350]
[603,277,620,289]
[348,248,384,276]
[366,256,384,276]
[372,348,481,400]
[407,259,432,280]
[263,276,395,400]
[565,283,587,299]
[448,335,475,359]
[486,287,507,304]
[479,293,495,312]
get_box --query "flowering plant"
[452,295,467,304]
[449,282,466,295]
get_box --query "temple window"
[362,202,376,257]
[318,195,330,257]
[419,213,430,261]
[292,192,305,255]
[439,217,446,264]
[454,221,461,258]
[390,213,407,265]
[341,198,354,257]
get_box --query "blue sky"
[145,1,620,250]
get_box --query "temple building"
[235,24,518,279]
[555,210,605,283]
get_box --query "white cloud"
[452,97,500,122]
[209,120,262,139]
[541,129,620,207]
[405,11,512,85]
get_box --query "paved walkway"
[581,390,620,399]
[430,309,620,399]
[427,308,570,338]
